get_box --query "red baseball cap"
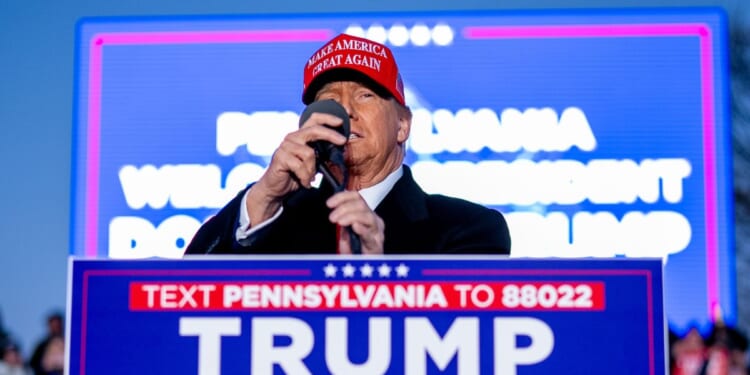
[302,33,405,106]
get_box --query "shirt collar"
[358,166,403,210]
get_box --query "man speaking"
[185,33,511,255]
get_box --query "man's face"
[314,80,410,187]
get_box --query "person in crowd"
[0,312,9,352]
[38,337,63,375]
[672,323,749,375]
[704,322,748,375]
[27,313,63,375]
[185,33,510,255]
[0,342,32,375]
[673,326,710,375]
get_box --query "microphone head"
[300,99,351,167]
[299,99,351,139]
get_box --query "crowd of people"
[0,312,64,375]
[671,322,750,375]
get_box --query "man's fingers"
[327,191,385,255]
[337,223,384,255]
[299,113,347,145]
[327,192,370,224]
[352,216,385,235]
[274,141,317,186]
[265,115,347,192]
[337,234,352,255]
[246,111,350,225]
[332,208,378,228]
[326,190,361,208]
[300,112,344,129]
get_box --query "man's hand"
[327,191,385,255]
[246,113,347,226]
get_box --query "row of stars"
[323,263,410,278]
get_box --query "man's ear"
[396,104,412,144]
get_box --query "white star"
[323,263,337,278]
[360,263,374,277]
[378,263,392,278]
[395,263,410,278]
[342,263,356,277]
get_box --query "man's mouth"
[348,133,361,141]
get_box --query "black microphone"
[299,99,350,169]
[298,99,361,255]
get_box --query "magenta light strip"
[699,30,721,322]
[464,22,721,322]
[647,271,655,375]
[421,269,651,276]
[83,29,334,259]
[463,23,708,39]
[85,43,102,260]
[79,273,90,375]
[91,29,334,46]
[82,268,313,277]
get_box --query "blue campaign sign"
[71,9,732,332]
[66,257,666,374]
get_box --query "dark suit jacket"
[185,166,510,255]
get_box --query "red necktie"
[336,224,343,254]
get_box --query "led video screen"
[72,9,733,331]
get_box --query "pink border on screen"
[83,29,334,258]
[463,23,720,322]
[83,24,720,322]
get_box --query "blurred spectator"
[670,329,681,371]
[27,313,63,375]
[38,337,62,375]
[671,323,749,375]
[705,323,749,375]
[0,342,32,375]
[673,327,708,374]
[0,312,9,352]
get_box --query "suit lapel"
[375,166,427,221]
[375,166,431,253]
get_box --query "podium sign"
[66,257,666,374]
